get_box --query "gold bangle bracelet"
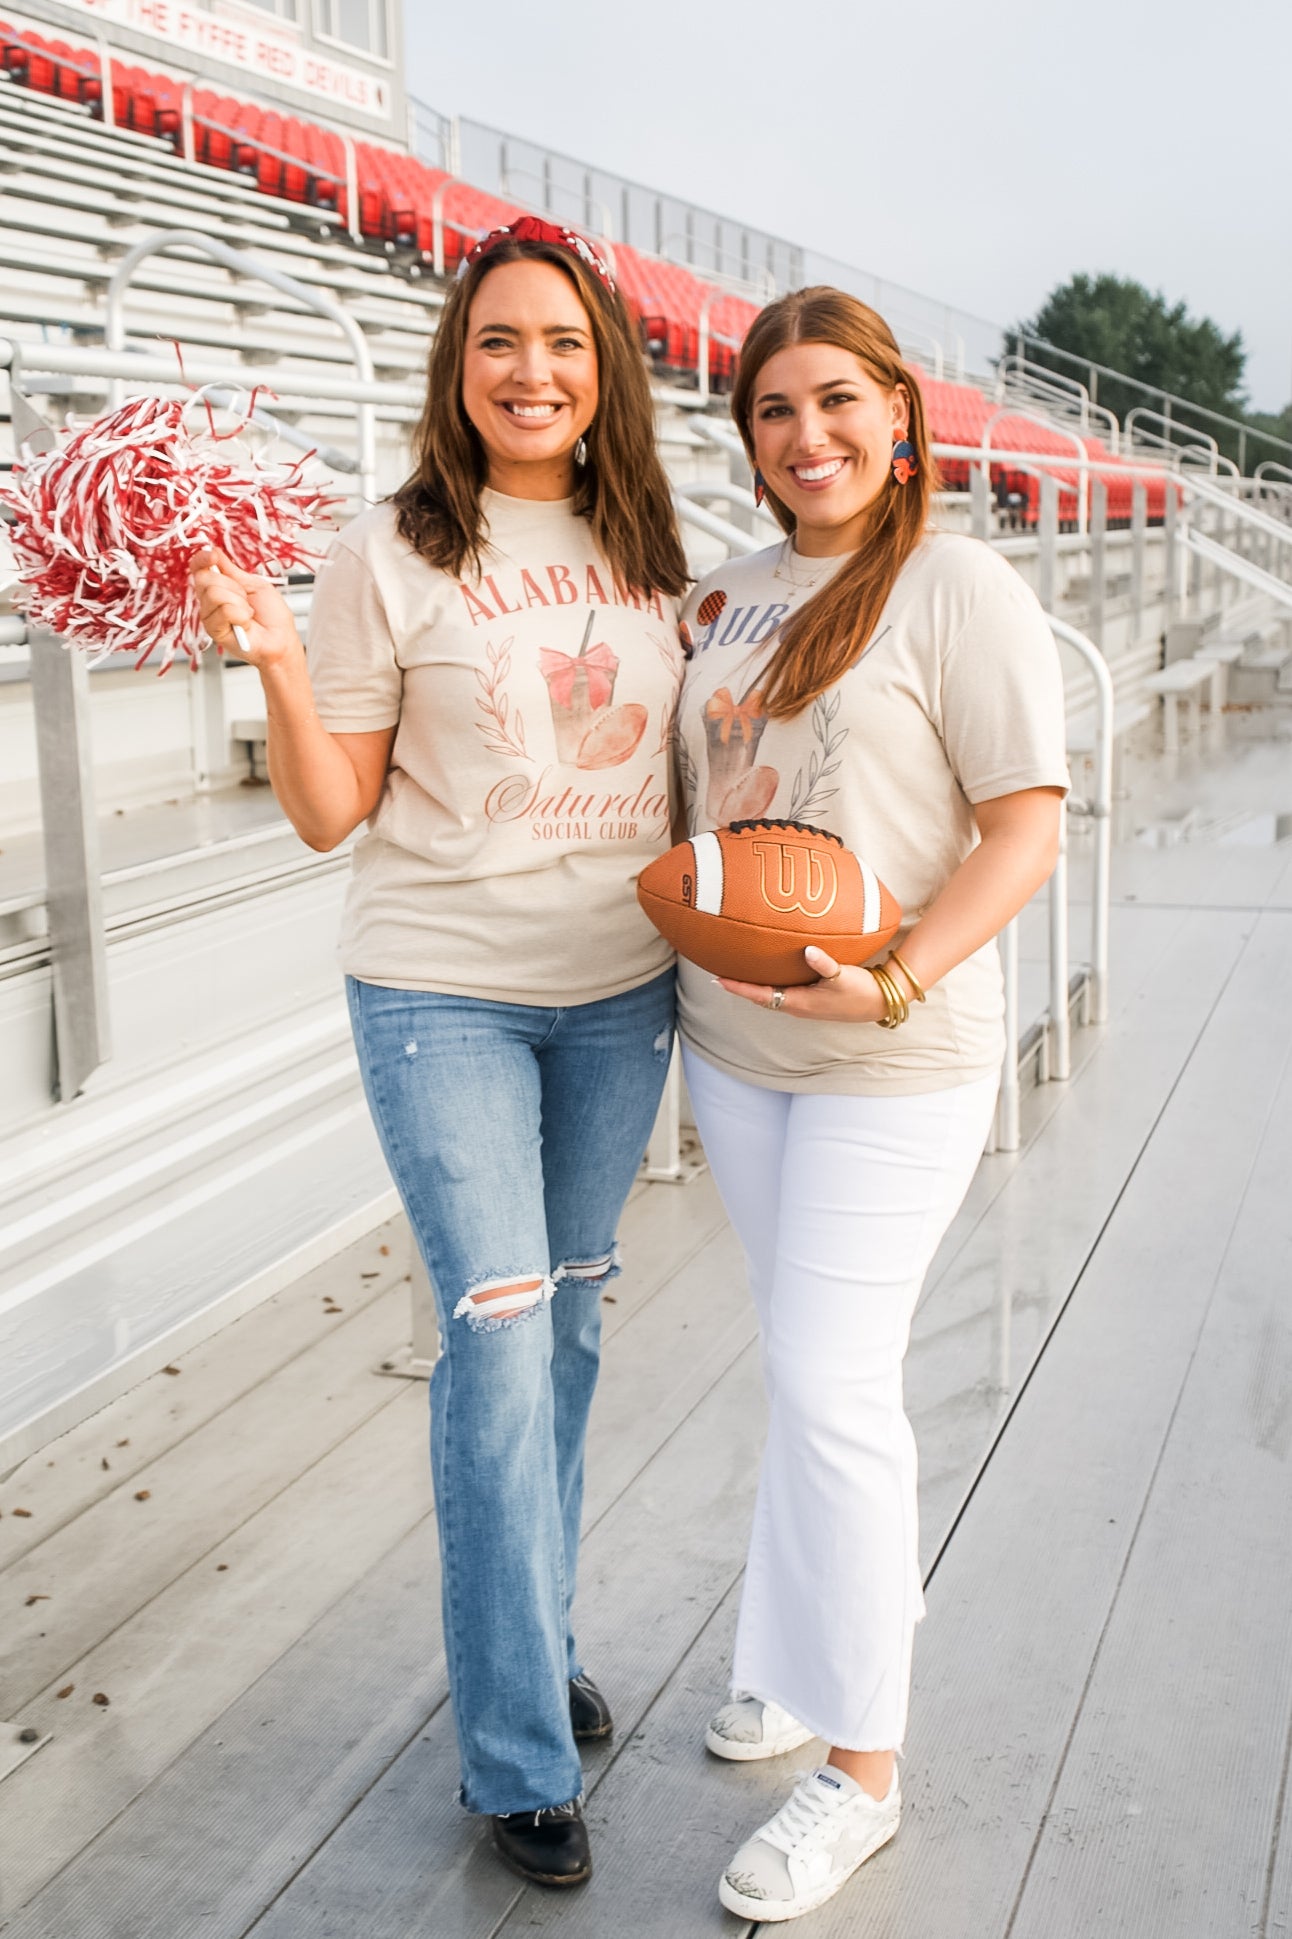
[887,950,927,1004]
[869,969,900,1031]
[868,964,909,1029]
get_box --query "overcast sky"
[408,0,1292,412]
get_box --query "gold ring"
[769,989,785,1010]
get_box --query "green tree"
[1245,401,1292,459]
[1012,273,1247,454]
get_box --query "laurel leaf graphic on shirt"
[788,694,849,820]
[675,732,700,834]
[475,634,530,760]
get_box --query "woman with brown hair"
[674,288,1069,1921]
[189,217,688,1889]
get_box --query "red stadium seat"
[0,8,1195,508]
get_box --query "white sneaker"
[705,1690,816,1762]
[718,1764,901,1922]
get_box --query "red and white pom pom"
[0,391,339,672]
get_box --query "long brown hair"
[393,238,688,599]
[732,287,938,718]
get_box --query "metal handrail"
[102,230,378,503]
[1182,529,1292,613]
[1011,330,1292,472]
[0,339,419,411]
[696,291,748,403]
[675,481,777,523]
[995,617,1112,1151]
[0,25,99,88]
[1182,470,1292,549]
[499,164,617,244]
[1125,406,1224,474]
[899,329,946,382]
[999,353,1121,450]
[673,495,762,555]
[179,88,347,193]
[980,406,1090,532]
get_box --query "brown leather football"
[637,818,901,985]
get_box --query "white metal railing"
[1125,407,1228,476]
[979,407,1091,533]
[1181,470,1292,550]
[993,619,1113,1152]
[1008,331,1292,477]
[674,494,762,557]
[999,353,1121,451]
[1183,529,1292,613]
[101,230,379,503]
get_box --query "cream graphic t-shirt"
[306,491,683,1004]
[676,531,1070,1094]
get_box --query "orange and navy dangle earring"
[891,439,917,484]
[753,468,767,507]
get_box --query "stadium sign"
[63,0,390,115]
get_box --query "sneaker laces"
[758,1775,842,1857]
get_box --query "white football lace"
[758,1777,841,1857]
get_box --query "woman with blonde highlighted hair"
[674,288,1069,1921]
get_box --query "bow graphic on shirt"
[539,641,619,709]
[704,685,767,745]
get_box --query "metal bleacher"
[2,36,1292,1939]
[2,58,1291,1479]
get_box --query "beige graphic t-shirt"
[306,491,683,1004]
[676,530,1070,1094]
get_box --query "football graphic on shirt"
[637,819,901,985]
[577,703,648,768]
[717,765,779,822]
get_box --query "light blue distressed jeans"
[346,969,675,1816]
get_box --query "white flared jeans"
[683,1049,999,1752]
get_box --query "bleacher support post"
[376,1238,439,1381]
[727,445,756,537]
[1163,489,1178,624]
[1130,483,1147,634]
[970,464,992,541]
[1038,474,1058,611]
[188,648,233,792]
[29,628,111,1100]
[644,1044,703,1183]
[994,918,1021,1152]
[1089,478,1107,650]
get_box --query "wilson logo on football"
[752,840,840,920]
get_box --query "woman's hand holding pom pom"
[189,548,302,670]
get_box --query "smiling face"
[461,258,600,500]
[749,341,910,556]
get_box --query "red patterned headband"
[459,215,616,295]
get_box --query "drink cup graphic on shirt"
[704,684,779,821]
[540,612,648,769]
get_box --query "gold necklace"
[772,538,833,600]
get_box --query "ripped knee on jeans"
[554,1245,622,1290]
[452,1272,555,1332]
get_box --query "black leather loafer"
[569,1672,613,1741]
[491,1799,591,1886]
